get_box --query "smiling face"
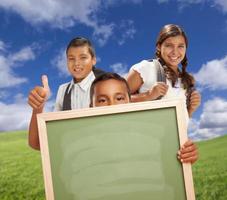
[67,46,96,82]
[158,35,186,72]
[92,79,130,107]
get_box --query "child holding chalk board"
[90,72,198,164]
[126,24,201,118]
[28,37,105,150]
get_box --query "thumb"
[41,75,50,97]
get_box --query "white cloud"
[109,62,128,77]
[194,55,227,90]
[117,20,136,46]
[156,0,227,13]
[0,0,112,45]
[51,49,69,77]
[0,90,10,99]
[0,0,141,46]
[0,44,36,88]
[0,40,7,52]
[213,0,227,13]
[93,23,115,46]
[0,94,54,132]
[189,97,227,140]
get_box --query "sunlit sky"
[0,0,227,140]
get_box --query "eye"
[67,57,75,61]
[97,98,107,103]
[80,56,88,60]
[178,45,185,49]
[164,43,172,48]
[116,95,125,101]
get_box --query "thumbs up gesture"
[28,75,50,111]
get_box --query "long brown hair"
[155,24,195,90]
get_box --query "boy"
[90,72,198,164]
[28,37,104,150]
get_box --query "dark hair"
[66,37,96,57]
[90,72,131,107]
[155,24,195,90]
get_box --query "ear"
[92,56,97,66]
[156,44,161,52]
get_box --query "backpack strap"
[62,67,105,111]
[147,59,166,100]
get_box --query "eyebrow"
[115,92,127,96]
[96,94,108,99]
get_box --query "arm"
[188,90,201,118]
[28,107,43,150]
[177,140,198,164]
[126,70,169,102]
[27,75,50,150]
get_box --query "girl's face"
[158,35,186,72]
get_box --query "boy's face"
[67,46,96,82]
[92,79,130,107]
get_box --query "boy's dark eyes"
[116,95,125,101]
[98,98,107,103]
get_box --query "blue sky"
[0,0,227,140]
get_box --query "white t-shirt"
[130,59,189,124]
[54,71,95,111]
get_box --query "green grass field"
[0,131,227,200]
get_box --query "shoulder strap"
[62,67,105,110]
[147,59,167,100]
[155,60,166,83]
[147,59,166,83]
[62,83,71,111]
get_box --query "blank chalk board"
[37,99,195,200]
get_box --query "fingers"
[154,82,169,97]
[42,75,50,92]
[28,87,47,110]
[177,140,199,164]
[28,75,50,110]
[190,91,201,106]
[188,91,201,108]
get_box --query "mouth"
[168,56,180,62]
[73,68,83,72]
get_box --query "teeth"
[74,68,82,72]
[169,57,179,61]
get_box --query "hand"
[188,90,201,117]
[147,82,169,100]
[28,75,50,111]
[177,140,198,164]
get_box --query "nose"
[73,59,81,66]
[172,46,178,55]
[108,99,118,106]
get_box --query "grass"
[193,134,227,200]
[0,131,45,200]
[0,131,227,199]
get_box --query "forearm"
[28,108,43,150]
[130,91,156,103]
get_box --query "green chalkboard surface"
[37,99,195,200]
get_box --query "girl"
[127,24,201,118]
[127,24,200,164]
